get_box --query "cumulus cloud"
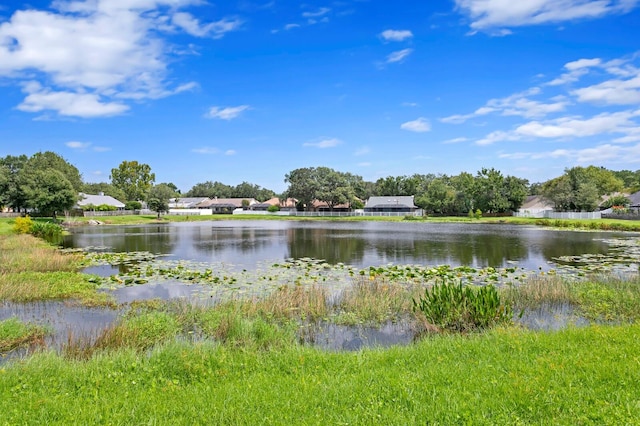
[303,138,342,148]
[455,0,639,32]
[401,117,431,132]
[0,0,237,118]
[205,105,251,120]
[386,48,413,64]
[380,29,413,42]
[499,143,640,164]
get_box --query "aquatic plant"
[413,280,512,332]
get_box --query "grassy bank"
[0,232,114,306]
[0,318,48,354]
[1,324,638,424]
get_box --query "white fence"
[514,211,602,220]
[168,209,213,216]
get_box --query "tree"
[147,184,177,218]
[472,168,510,214]
[185,181,233,198]
[416,178,457,215]
[315,167,352,210]
[541,167,624,212]
[25,151,83,192]
[21,169,77,220]
[0,164,9,209]
[0,154,28,212]
[110,161,155,202]
[284,167,320,211]
[159,182,181,195]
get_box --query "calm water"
[62,220,629,270]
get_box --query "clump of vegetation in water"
[11,216,63,243]
[413,280,512,332]
[0,317,49,354]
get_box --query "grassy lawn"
[1,324,638,424]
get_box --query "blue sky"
[1,0,640,193]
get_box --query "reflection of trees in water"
[539,232,609,263]
[65,225,177,255]
[190,226,281,254]
[287,228,366,265]
[371,234,528,268]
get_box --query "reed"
[0,317,48,353]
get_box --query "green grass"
[1,324,639,424]
[0,318,49,354]
[0,232,114,306]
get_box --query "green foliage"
[267,204,280,212]
[20,169,77,219]
[24,151,83,192]
[413,280,512,332]
[12,216,33,234]
[0,317,48,353]
[110,160,155,201]
[475,208,482,219]
[601,194,630,209]
[147,183,176,217]
[29,221,64,239]
[125,200,142,210]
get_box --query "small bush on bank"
[12,216,33,234]
[267,205,280,213]
[29,221,63,239]
[413,280,511,332]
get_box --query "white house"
[77,192,125,210]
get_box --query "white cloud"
[192,147,220,154]
[93,146,111,152]
[205,105,251,120]
[66,141,91,150]
[499,143,640,164]
[380,29,413,42]
[225,150,236,156]
[441,87,568,124]
[18,82,129,118]
[442,137,469,144]
[302,8,331,18]
[303,138,342,148]
[284,23,301,30]
[572,74,640,105]
[172,13,242,39]
[455,0,639,31]
[386,48,413,64]
[401,117,431,133]
[0,0,233,118]
[515,110,640,138]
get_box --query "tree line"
[1,151,639,218]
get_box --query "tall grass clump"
[28,221,64,240]
[413,280,512,332]
[0,317,49,353]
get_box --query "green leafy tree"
[450,172,475,215]
[416,178,457,215]
[0,164,9,209]
[601,194,631,209]
[284,167,320,211]
[472,168,510,214]
[158,182,181,195]
[147,184,177,218]
[25,151,83,192]
[542,167,624,212]
[110,161,155,202]
[0,154,29,212]
[185,181,233,198]
[21,169,77,220]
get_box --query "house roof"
[169,197,209,208]
[196,198,258,208]
[77,193,125,208]
[262,197,298,208]
[365,196,416,209]
[628,191,640,207]
[520,195,554,210]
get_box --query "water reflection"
[63,221,628,271]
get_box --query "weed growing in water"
[0,317,49,353]
[413,279,512,332]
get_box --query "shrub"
[29,221,64,239]
[267,204,280,213]
[413,280,512,332]
[125,201,142,210]
[474,209,483,219]
[96,204,117,211]
[13,216,33,234]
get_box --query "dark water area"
[62,221,629,271]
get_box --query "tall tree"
[110,161,155,202]
[315,167,352,210]
[0,164,9,209]
[0,154,29,212]
[21,169,77,220]
[25,151,83,192]
[185,181,233,198]
[147,184,177,218]
[284,167,320,210]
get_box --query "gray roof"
[77,193,125,208]
[365,196,417,209]
[629,191,640,207]
[169,198,209,208]
[520,195,554,210]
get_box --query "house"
[310,200,352,212]
[516,195,554,217]
[168,197,209,209]
[364,196,417,213]
[628,191,640,212]
[77,192,125,210]
[196,197,258,214]
[251,197,298,211]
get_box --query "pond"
[2,220,638,360]
[62,220,628,271]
